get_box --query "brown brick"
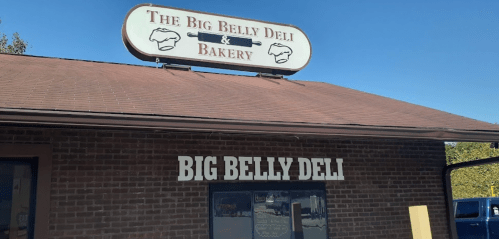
[0,126,449,239]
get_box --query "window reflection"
[210,183,328,239]
[290,191,327,238]
[213,192,252,239]
[254,191,290,239]
[491,205,499,217]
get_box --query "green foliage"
[446,142,499,199]
[0,19,28,54]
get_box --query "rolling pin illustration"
[187,32,261,47]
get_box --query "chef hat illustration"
[149,28,181,51]
[268,43,293,64]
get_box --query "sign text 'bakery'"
[122,4,312,75]
[178,156,344,181]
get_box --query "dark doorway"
[0,158,38,239]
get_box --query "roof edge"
[1,108,498,142]
[0,52,273,78]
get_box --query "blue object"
[453,197,499,239]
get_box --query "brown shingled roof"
[1,53,498,141]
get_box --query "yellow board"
[408,205,432,239]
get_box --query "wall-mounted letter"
[178,156,194,181]
[298,158,311,180]
[224,156,239,180]
[204,156,217,180]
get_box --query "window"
[455,201,480,219]
[491,204,499,217]
[212,192,253,238]
[210,182,328,239]
[0,158,38,239]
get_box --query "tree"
[0,19,29,54]
[446,142,499,199]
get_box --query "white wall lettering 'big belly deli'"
[177,156,344,181]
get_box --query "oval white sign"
[122,4,312,75]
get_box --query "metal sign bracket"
[162,63,191,71]
[257,72,284,79]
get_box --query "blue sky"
[1,0,498,124]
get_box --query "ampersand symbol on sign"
[221,35,230,45]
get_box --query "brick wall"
[0,126,449,239]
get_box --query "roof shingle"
[1,53,498,137]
